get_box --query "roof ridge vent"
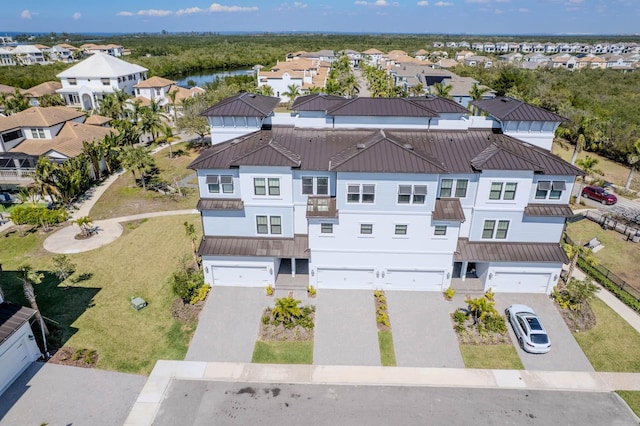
[356,143,366,149]
[403,143,413,150]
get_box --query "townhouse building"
[189,93,578,295]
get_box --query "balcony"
[0,169,36,184]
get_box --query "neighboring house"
[445,77,496,108]
[499,52,524,64]
[21,81,63,106]
[362,48,384,66]
[191,94,578,295]
[340,49,362,68]
[10,45,46,65]
[575,55,607,70]
[0,290,42,396]
[80,43,124,57]
[56,52,148,110]
[133,76,175,107]
[257,58,329,102]
[0,47,14,66]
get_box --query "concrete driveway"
[313,290,380,366]
[386,291,464,368]
[494,294,594,372]
[185,286,267,362]
[0,363,145,426]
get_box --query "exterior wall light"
[488,273,493,280]
[205,266,209,274]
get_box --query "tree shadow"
[0,269,100,350]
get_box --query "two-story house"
[56,52,148,111]
[189,93,579,295]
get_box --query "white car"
[505,304,551,354]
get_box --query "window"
[398,185,427,204]
[302,177,314,195]
[536,181,565,200]
[68,78,77,85]
[503,182,517,200]
[301,176,329,195]
[482,220,509,239]
[489,183,503,200]
[268,178,280,196]
[70,94,80,104]
[206,175,233,194]
[270,216,282,234]
[101,78,110,86]
[317,177,329,195]
[440,179,453,197]
[434,225,447,236]
[360,224,373,235]
[30,129,38,138]
[257,216,281,235]
[454,180,468,198]
[321,223,333,234]
[254,178,266,195]
[347,184,375,204]
[395,224,408,235]
[155,89,161,96]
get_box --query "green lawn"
[460,344,524,369]
[553,140,640,193]
[90,142,200,220]
[378,330,397,367]
[616,391,640,417]
[573,298,640,372]
[252,341,314,364]
[566,219,640,291]
[0,214,202,375]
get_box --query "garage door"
[489,272,550,293]
[211,265,270,286]
[385,270,444,291]
[316,268,374,289]
[0,337,31,394]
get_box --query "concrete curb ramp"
[124,360,640,425]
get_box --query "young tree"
[432,81,453,99]
[52,255,76,288]
[575,155,603,204]
[74,216,94,238]
[282,84,301,108]
[184,221,199,268]
[157,124,181,159]
[119,146,155,190]
[82,140,104,180]
[34,157,61,204]
[17,264,49,335]
[624,139,640,190]
[563,242,598,283]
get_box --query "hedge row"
[10,205,68,226]
[577,257,640,313]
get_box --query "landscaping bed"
[49,347,99,368]
[374,290,396,366]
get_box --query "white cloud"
[72,12,82,20]
[21,10,32,19]
[176,7,205,15]
[208,3,259,12]
[434,1,453,6]
[518,7,529,12]
[293,2,308,8]
[493,8,503,14]
[355,0,390,5]
[495,0,510,2]
[417,1,429,5]
[567,0,584,3]
[116,11,134,16]
[138,9,173,16]
[275,2,308,11]
[466,0,489,3]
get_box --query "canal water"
[173,69,253,87]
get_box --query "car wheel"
[518,337,524,350]
[601,199,607,205]
[505,308,510,316]
[582,192,589,199]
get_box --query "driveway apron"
[313,290,380,366]
[495,293,594,372]
[185,286,267,362]
[386,291,464,368]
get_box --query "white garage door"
[0,337,31,394]
[489,272,551,293]
[316,268,374,290]
[385,270,444,291]
[211,265,270,286]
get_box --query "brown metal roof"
[197,198,244,211]
[291,94,346,111]
[433,198,466,222]
[454,238,569,263]
[471,97,568,122]
[0,302,36,346]
[327,97,439,117]
[201,93,279,118]
[189,127,581,177]
[409,96,470,115]
[198,234,309,258]
[524,204,574,217]
[306,196,338,218]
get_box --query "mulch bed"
[374,291,391,332]
[48,347,99,368]
[258,307,315,341]
[451,313,511,345]
[554,300,596,332]
[171,298,204,323]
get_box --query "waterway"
[173,69,254,87]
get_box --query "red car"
[582,185,617,205]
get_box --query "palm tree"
[272,296,302,326]
[113,119,143,147]
[575,155,603,204]
[409,83,424,97]
[52,255,76,288]
[4,89,30,115]
[140,105,164,143]
[344,74,360,98]
[100,132,120,174]
[432,81,453,99]
[465,296,494,325]
[119,146,154,190]
[256,85,274,97]
[563,242,598,283]
[82,140,104,180]
[17,264,49,335]
[158,124,181,159]
[625,139,640,190]
[74,216,94,238]
[556,116,597,166]
[184,221,199,268]
[282,84,301,108]
[166,88,179,123]
[468,83,490,115]
[34,157,61,204]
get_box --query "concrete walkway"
[313,290,380,366]
[125,360,640,425]
[1,363,146,426]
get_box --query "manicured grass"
[460,344,524,369]
[252,341,314,364]
[90,142,200,220]
[566,219,640,291]
[573,298,640,372]
[616,391,640,417]
[553,140,640,193]
[378,330,397,367]
[0,214,202,375]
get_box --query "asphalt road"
[153,380,638,426]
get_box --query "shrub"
[452,309,468,324]
[443,287,456,300]
[553,277,599,311]
[306,285,316,297]
[377,312,390,328]
[191,284,210,304]
[10,205,68,228]
[170,267,207,305]
[577,258,640,313]
[265,284,274,296]
[483,314,507,334]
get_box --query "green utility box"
[130,297,148,311]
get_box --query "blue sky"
[2,0,639,35]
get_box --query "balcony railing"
[0,169,36,182]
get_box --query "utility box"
[130,297,148,311]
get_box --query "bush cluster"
[263,296,315,330]
[170,268,209,304]
[10,205,68,226]
[553,277,599,311]
[374,290,390,328]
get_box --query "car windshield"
[526,317,543,331]
[530,333,549,344]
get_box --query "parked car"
[505,304,551,354]
[581,185,617,205]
